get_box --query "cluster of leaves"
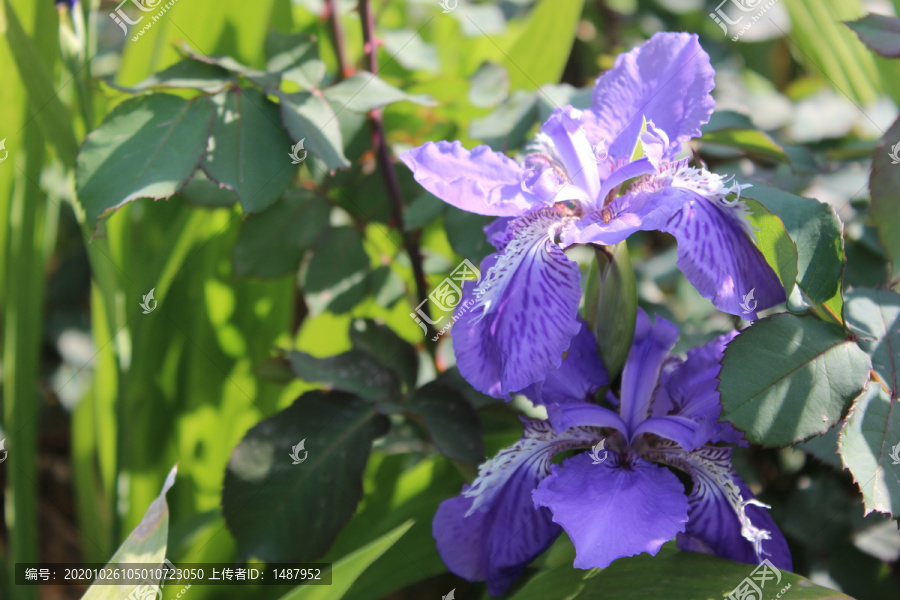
[223,318,492,562]
[713,12,900,521]
[77,32,435,314]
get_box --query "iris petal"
[452,210,583,397]
[400,140,541,216]
[433,420,598,595]
[649,442,793,570]
[533,452,689,569]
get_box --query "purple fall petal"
[651,444,793,571]
[661,190,785,318]
[400,140,540,216]
[532,453,689,569]
[433,420,597,595]
[522,322,609,406]
[452,210,583,398]
[584,32,715,162]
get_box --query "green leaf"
[846,14,900,58]
[719,314,871,447]
[700,128,788,162]
[844,287,900,388]
[510,546,853,600]
[839,382,900,516]
[289,350,402,407]
[265,31,320,75]
[407,382,484,464]
[349,319,419,391]
[279,520,414,600]
[178,170,239,207]
[130,59,235,92]
[234,191,330,278]
[223,391,389,562]
[328,455,462,600]
[469,90,538,150]
[468,61,510,108]
[76,94,214,224]
[742,183,845,308]
[81,466,177,600]
[870,116,900,268]
[302,226,369,292]
[435,367,499,410]
[504,0,585,91]
[585,243,637,380]
[444,208,494,263]
[702,110,756,132]
[202,88,295,213]
[178,41,278,88]
[0,0,79,167]
[323,72,436,113]
[701,111,788,162]
[278,90,351,170]
[744,199,799,295]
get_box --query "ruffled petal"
[434,420,597,595]
[661,189,785,319]
[654,330,745,446]
[452,210,583,397]
[521,322,609,407]
[649,443,793,571]
[619,309,679,431]
[400,140,540,216]
[584,32,715,163]
[532,452,689,569]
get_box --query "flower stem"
[358,0,436,343]
[324,0,352,80]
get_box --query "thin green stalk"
[3,124,49,600]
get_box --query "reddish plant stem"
[358,0,436,341]
[324,0,353,79]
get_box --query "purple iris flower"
[432,310,792,596]
[400,32,784,398]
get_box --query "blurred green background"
[1,0,899,598]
